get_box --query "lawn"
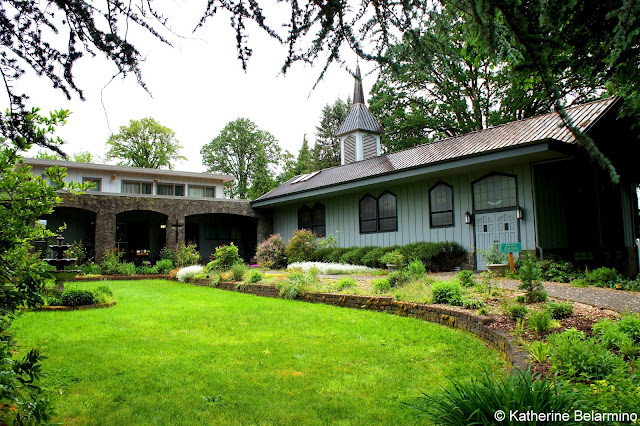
[12,279,506,425]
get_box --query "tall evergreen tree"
[247,146,277,199]
[295,135,314,175]
[312,98,351,170]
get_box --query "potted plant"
[381,249,404,272]
[480,244,508,276]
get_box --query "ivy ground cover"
[12,279,505,424]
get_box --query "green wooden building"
[252,69,640,273]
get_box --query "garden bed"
[31,301,117,311]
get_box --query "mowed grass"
[12,280,506,425]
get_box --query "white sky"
[14,2,375,172]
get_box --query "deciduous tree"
[106,118,185,169]
[201,118,280,199]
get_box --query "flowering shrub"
[176,265,204,282]
[206,243,242,271]
[175,243,201,267]
[256,234,287,269]
[287,262,375,275]
[285,229,318,263]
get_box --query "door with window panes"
[473,174,519,270]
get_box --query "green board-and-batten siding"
[271,164,538,254]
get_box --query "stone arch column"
[94,202,116,263]
[166,214,186,252]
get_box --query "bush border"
[31,301,117,311]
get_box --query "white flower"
[176,265,204,282]
[287,262,375,275]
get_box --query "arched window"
[297,205,312,229]
[473,174,517,212]
[311,203,326,237]
[377,191,397,232]
[298,203,326,236]
[359,195,378,234]
[429,182,454,227]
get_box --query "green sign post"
[500,242,522,253]
[500,242,522,272]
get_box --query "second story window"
[188,186,215,198]
[122,181,152,194]
[157,183,185,196]
[82,177,101,192]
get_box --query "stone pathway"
[496,278,640,313]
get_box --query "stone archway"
[115,210,168,263]
[40,206,97,261]
[185,213,258,262]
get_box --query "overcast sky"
[14,2,374,172]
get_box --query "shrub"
[462,299,485,310]
[506,304,529,320]
[285,229,318,263]
[276,279,300,299]
[325,247,349,263]
[208,243,242,271]
[135,263,159,275]
[387,270,411,287]
[361,247,392,268]
[545,302,574,319]
[536,256,581,282]
[616,314,640,343]
[407,259,426,278]
[93,285,114,304]
[479,243,507,265]
[155,259,174,274]
[399,241,467,271]
[371,278,391,293]
[230,262,247,281]
[78,261,101,275]
[256,234,287,269]
[527,310,554,334]
[431,281,463,305]
[518,253,546,303]
[336,277,356,291]
[339,248,362,265]
[176,265,204,282]
[455,270,475,287]
[175,243,201,267]
[100,249,122,275]
[60,289,96,307]
[410,369,582,426]
[381,249,405,267]
[117,262,136,276]
[247,270,263,283]
[159,246,175,262]
[549,329,625,380]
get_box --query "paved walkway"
[496,279,640,313]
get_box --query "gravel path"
[496,279,640,313]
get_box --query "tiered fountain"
[45,235,80,292]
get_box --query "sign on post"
[500,242,522,272]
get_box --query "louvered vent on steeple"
[337,64,383,165]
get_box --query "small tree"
[518,253,547,303]
[106,118,186,169]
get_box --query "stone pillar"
[94,203,116,264]
[256,213,273,245]
[166,214,186,252]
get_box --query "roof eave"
[251,139,560,208]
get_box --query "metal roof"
[337,103,384,136]
[255,97,619,204]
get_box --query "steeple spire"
[353,63,365,104]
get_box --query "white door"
[475,211,518,269]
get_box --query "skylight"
[290,171,321,184]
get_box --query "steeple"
[336,63,383,165]
[353,63,365,104]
